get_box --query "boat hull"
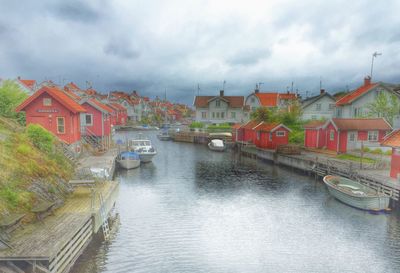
[208,143,226,152]
[157,135,171,141]
[117,159,141,169]
[323,175,390,211]
[138,152,157,163]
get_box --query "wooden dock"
[0,181,119,273]
[239,145,400,202]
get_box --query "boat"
[157,130,172,141]
[129,138,157,163]
[116,151,141,169]
[208,139,226,152]
[323,175,390,211]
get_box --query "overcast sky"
[1,0,400,103]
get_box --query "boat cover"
[119,151,140,160]
[210,139,224,147]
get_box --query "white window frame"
[276,131,286,137]
[56,117,65,134]
[216,100,220,107]
[43,98,52,106]
[368,130,378,142]
[201,112,207,119]
[316,103,321,111]
[269,133,272,141]
[330,130,335,141]
[85,114,93,126]
[257,131,260,140]
[231,112,236,119]
[221,112,224,118]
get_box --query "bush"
[26,124,55,153]
[207,123,231,130]
[371,148,383,155]
[385,150,393,156]
[17,143,33,155]
[0,80,28,124]
[362,147,370,153]
[0,187,19,208]
[189,121,204,129]
[289,129,304,144]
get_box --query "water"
[72,131,400,273]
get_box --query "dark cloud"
[49,1,102,23]
[104,41,140,59]
[227,49,271,66]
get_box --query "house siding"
[390,148,400,179]
[302,95,336,120]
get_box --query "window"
[329,104,335,110]
[216,112,220,118]
[212,112,215,118]
[276,131,286,137]
[354,107,363,117]
[330,130,335,141]
[349,132,356,142]
[251,97,255,103]
[231,112,236,119]
[336,108,342,117]
[368,131,378,142]
[221,112,224,118]
[269,133,272,141]
[43,98,52,106]
[311,115,317,120]
[316,104,321,111]
[85,114,93,126]
[57,117,65,134]
[201,112,207,119]
[257,131,260,140]
[216,100,220,107]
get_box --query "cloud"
[0,0,399,104]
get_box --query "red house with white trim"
[382,129,400,179]
[15,86,86,154]
[240,120,262,142]
[253,122,291,149]
[304,118,392,153]
[108,103,127,126]
[79,98,114,149]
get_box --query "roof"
[232,123,242,129]
[336,82,378,106]
[382,129,400,148]
[16,86,86,113]
[241,120,262,130]
[303,120,327,129]
[255,93,278,107]
[88,99,114,113]
[109,103,126,111]
[330,118,392,131]
[302,92,336,109]
[253,122,292,132]
[19,79,36,89]
[63,88,81,100]
[194,95,244,108]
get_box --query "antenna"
[291,81,294,93]
[222,80,226,91]
[319,76,322,91]
[197,83,200,96]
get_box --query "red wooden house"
[108,103,127,126]
[253,122,291,149]
[232,123,242,142]
[15,86,86,155]
[304,118,392,153]
[240,120,263,142]
[382,129,400,179]
[79,98,114,149]
[304,120,328,149]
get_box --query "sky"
[1,0,400,104]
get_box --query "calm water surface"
[72,131,400,273]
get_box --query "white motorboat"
[157,130,172,141]
[129,138,157,163]
[116,151,141,169]
[208,139,226,152]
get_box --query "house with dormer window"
[194,90,247,124]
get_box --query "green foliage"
[337,154,376,164]
[189,121,204,128]
[17,143,33,155]
[385,150,393,156]
[0,80,28,124]
[367,92,400,125]
[370,148,383,155]
[207,123,231,129]
[362,147,371,153]
[289,130,304,145]
[0,187,19,208]
[26,124,55,153]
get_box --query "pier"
[239,145,400,202]
[0,150,119,273]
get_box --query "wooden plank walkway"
[0,182,118,260]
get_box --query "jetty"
[238,145,400,203]
[0,149,119,273]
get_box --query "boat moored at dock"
[157,130,172,141]
[116,151,141,169]
[129,138,157,163]
[208,139,226,152]
[323,175,390,211]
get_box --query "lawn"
[336,154,376,164]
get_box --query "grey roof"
[301,92,336,109]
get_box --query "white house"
[335,76,400,118]
[194,90,247,124]
[301,90,336,120]
[245,87,299,114]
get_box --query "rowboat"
[323,175,390,211]
[208,139,226,152]
[116,151,141,169]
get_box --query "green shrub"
[16,143,33,155]
[385,150,393,156]
[371,148,383,155]
[0,187,19,208]
[26,124,55,153]
[289,129,304,144]
[0,80,28,124]
[207,123,231,129]
[189,121,204,129]
[362,147,371,153]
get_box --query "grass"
[0,117,74,215]
[336,154,376,164]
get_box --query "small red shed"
[253,122,291,149]
[16,86,86,145]
[240,120,263,143]
[109,103,127,125]
[232,123,242,142]
[303,120,327,149]
[382,129,400,179]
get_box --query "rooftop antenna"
[291,81,294,93]
[164,88,167,101]
[258,82,264,90]
[197,83,200,96]
[370,51,382,80]
[319,76,322,91]
[222,80,226,91]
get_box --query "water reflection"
[72,131,400,273]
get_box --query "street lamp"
[370,51,382,80]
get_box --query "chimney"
[364,76,371,86]
[220,90,224,97]
[17,76,21,80]
[255,89,259,94]
[320,89,325,94]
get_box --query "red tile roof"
[255,93,278,107]
[331,118,392,131]
[65,82,81,92]
[194,96,244,108]
[232,123,242,129]
[109,103,126,111]
[336,83,378,106]
[16,86,86,113]
[241,120,262,130]
[382,129,400,148]
[304,120,327,129]
[88,98,114,113]
[19,79,36,89]
[63,89,81,100]
[253,122,281,132]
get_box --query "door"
[347,131,357,151]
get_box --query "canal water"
[72,131,400,273]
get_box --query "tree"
[250,107,278,123]
[0,80,28,125]
[367,92,400,125]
